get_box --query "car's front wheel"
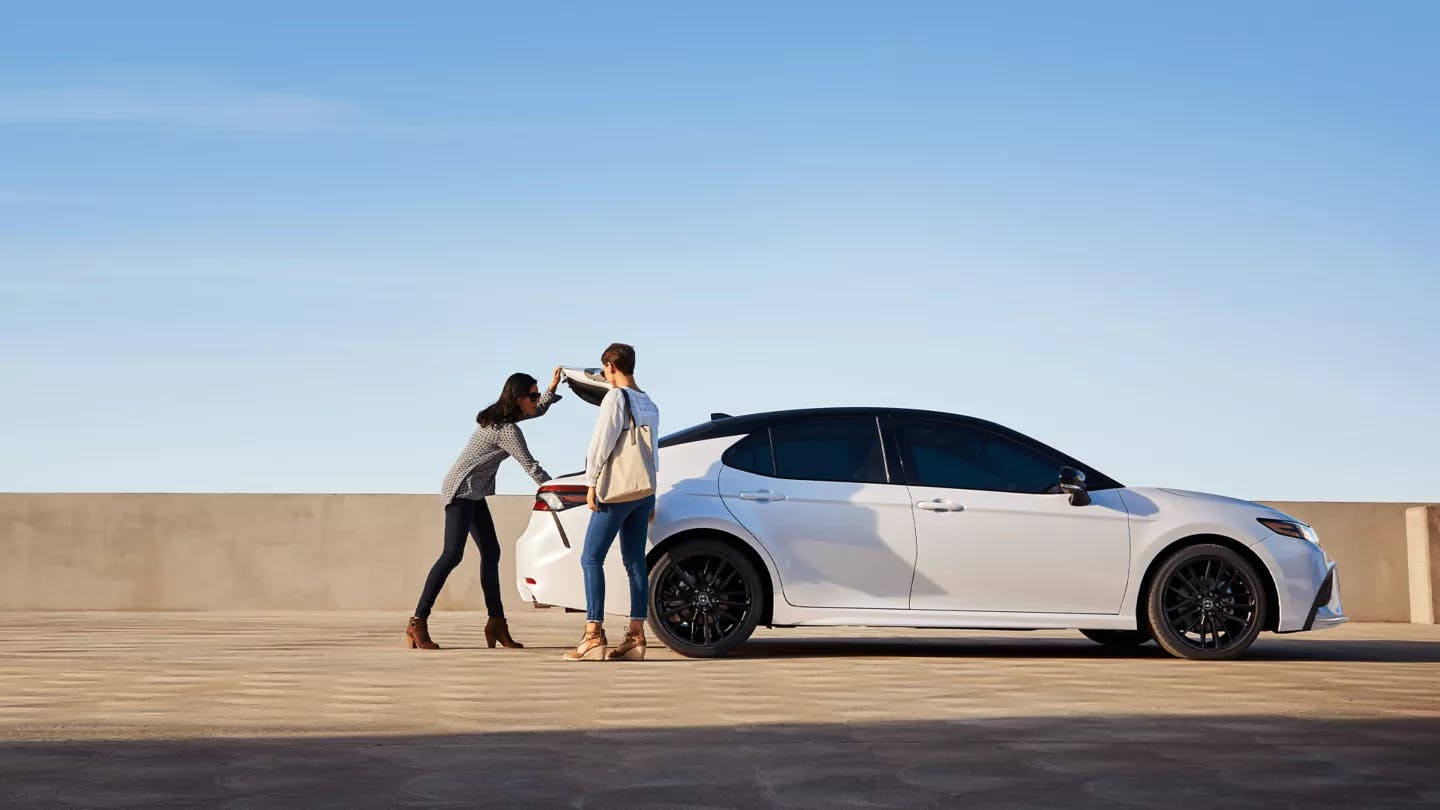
[1146,543,1267,661]
[648,537,764,658]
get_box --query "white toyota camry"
[517,393,1345,661]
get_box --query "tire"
[1146,543,1267,661]
[1080,629,1151,648]
[647,537,764,658]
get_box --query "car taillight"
[534,484,588,512]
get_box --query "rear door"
[718,416,917,610]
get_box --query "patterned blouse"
[441,391,560,504]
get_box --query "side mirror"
[1059,466,1091,506]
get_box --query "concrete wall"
[0,494,536,614]
[1,493,1436,622]
[1407,505,1440,624]
[1261,501,1427,623]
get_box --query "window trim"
[757,415,896,485]
[891,414,1072,495]
[720,428,777,478]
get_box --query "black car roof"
[661,407,997,444]
[659,407,1123,490]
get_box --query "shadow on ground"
[732,634,1440,663]
[4,715,1439,809]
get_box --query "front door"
[895,417,1131,614]
[718,416,917,610]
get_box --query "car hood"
[1125,486,1300,523]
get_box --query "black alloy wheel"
[1080,629,1152,648]
[1146,543,1266,661]
[648,537,764,658]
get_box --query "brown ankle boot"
[607,628,646,661]
[562,621,608,661]
[485,617,524,649]
[406,617,439,650]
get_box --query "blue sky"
[2,2,1436,501]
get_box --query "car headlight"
[1258,518,1320,545]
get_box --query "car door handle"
[739,490,787,502]
[915,500,963,512]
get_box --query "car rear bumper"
[514,504,639,615]
[514,510,581,609]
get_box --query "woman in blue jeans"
[565,342,660,662]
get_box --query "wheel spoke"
[1214,564,1237,594]
[1176,609,1203,633]
[1177,569,1205,596]
[1166,584,1196,604]
[720,559,736,581]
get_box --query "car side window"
[898,418,1060,494]
[770,417,888,484]
[722,430,775,477]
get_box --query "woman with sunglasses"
[406,368,563,651]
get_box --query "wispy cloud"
[0,87,356,133]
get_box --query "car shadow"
[730,633,1440,663]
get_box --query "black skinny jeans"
[414,498,505,619]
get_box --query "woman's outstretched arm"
[498,423,551,486]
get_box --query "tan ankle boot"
[607,628,646,661]
[562,621,607,662]
[406,617,439,650]
[485,617,523,649]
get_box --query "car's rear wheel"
[1080,629,1151,648]
[1146,543,1266,661]
[648,538,763,658]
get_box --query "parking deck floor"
[2,611,1438,808]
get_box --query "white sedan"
[516,404,1345,660]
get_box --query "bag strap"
[619,388,638,429]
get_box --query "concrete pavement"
[2,611,1439,807]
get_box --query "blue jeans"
[580,494,655,622]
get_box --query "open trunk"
[559,366,611,406]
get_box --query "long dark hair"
[476,373,538,427]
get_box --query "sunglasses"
[524,392,542,402]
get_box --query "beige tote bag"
[596,389,657,504]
